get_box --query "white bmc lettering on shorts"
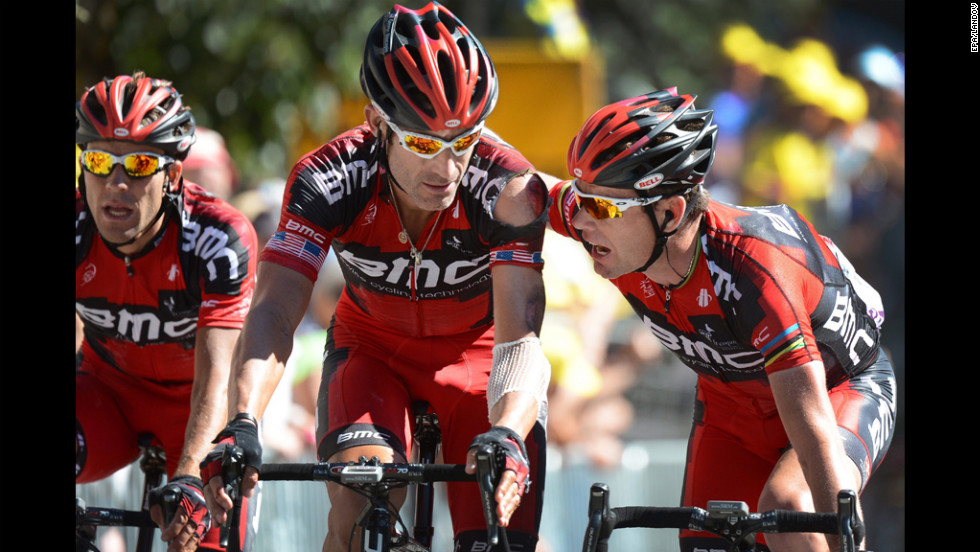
[336,429,388,444]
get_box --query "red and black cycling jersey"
[262,124,546,338]
[549,182,885,413]
[75,182,258,383]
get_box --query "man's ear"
[167,161,183,193]
[659,195,686,232]
[364,104,385,137]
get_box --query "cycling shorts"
[76,355,259,551]
[678,348,896,551]
[315,315,545,543]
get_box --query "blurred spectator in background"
[540,229,656,469]
[182,126,240,201]
[231,180,286,248]
[717,24,872,232]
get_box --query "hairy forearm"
[176,378,229,477]
[796,425,854,513]
[174,327,236,477]
[227,304,295,420]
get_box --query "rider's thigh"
[75,371,139,482]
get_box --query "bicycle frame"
[136,433,167,552]
[409,401,441,548]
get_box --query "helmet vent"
[437,52,458,111]
[676,120,705,132]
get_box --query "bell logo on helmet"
[634,173,664,190]
[114,129,130,138]
[573,168,583,177]
[445,119,461,128]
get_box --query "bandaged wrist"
[487,337,551,421]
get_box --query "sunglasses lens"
[452,129,481,153]
[403,135,444,156]
[575,195,622,220]
[123,153,161,178]
[82,151,164,178]
[82,151,114,176]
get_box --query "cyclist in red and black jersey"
[200,4,550,551]
[75,72,259,552]
[548,89,896,552]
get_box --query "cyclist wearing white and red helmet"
[200,4,550,551]
[75,71,260,552]
[549,89,896,552]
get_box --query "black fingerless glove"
[469,426,531,495]
[148,475,211,538]
[199,413,262,485]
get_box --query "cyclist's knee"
[758,476,814,512]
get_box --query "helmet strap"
[376,127,410,195]
[634,205,675,273]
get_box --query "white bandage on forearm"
[488,337,551,424]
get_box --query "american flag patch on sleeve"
[490,250,544,265]
[267,231,329,269]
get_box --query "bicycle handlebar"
[76,497,158,529]
[258,459,476,483]
[258,454,509,551]
[583,483,863,552]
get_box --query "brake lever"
[219,444,245,552]
[474,444,501,546]
[161,484,181,526]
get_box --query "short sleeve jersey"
[549,182,885,412]
[75,182,258,383]
[261,124,545,338]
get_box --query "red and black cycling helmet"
[76,72,197,159]
[360,2,498,132]
[567,88,717,195]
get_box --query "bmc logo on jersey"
[634,173,664,190]
[76,302,197,345]
[286,218,328,245]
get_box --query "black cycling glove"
[199,413,262,486]
[148,474,211,539]
[469,426,531,495]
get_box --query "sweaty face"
[82,140,174,254]
[570,181,657,280]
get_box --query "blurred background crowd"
[76,0,904,549]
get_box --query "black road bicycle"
[582,482,867,552]
[219,401,509,552]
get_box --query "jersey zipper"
[124,256,134,277]
[410,258,418,301]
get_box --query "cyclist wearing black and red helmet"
[548,89,896,551]
[200,4,550,551]
[75,71,260,552]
